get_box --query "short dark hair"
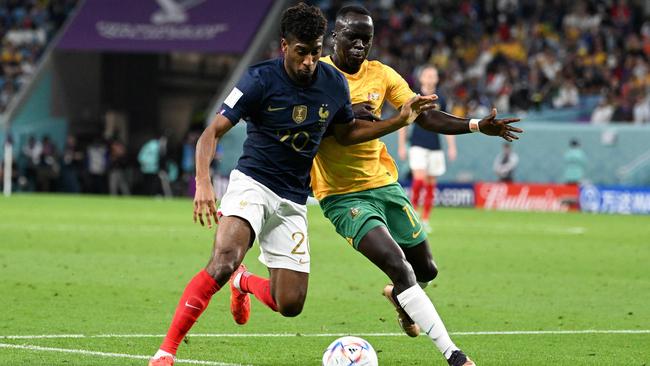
[281,3,327,42]
[336,4,371,20]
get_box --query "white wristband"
[469,118,480,133]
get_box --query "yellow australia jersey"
[311,56,416,200]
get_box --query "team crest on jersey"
[292,105,308,124]
[318,104,329,122]
[350,207,360,218]
[239,200,248,209]
[368,92,380,101]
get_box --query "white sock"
[396,284,459,359]
[153,349,174,359]
[232,271,243,292]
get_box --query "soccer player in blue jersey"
[148,4,437,365]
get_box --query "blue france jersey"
[409,93,447,151]
[220,58,354,204]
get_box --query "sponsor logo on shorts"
[411,227,423,238]
[350,207,360,218]
[239,200,248,209]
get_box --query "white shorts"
[218,170,310,273]
[408,146,446,177]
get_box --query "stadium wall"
[212,122,650,187]
[384,122,650,187]
[1,67,68,160]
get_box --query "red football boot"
[230,264,251,325]
[148,355,174,366]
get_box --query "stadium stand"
[3,0,650,195]
[0,0,77,113]
[313,0,650,124]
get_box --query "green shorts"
[320,183,427,249]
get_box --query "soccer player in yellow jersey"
[312,5,523,366]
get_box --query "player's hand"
[478,108,523,142]
[352,102,380,121]
[400,94,438,125]
[193,177,218,228]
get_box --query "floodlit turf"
[1,194,649,365]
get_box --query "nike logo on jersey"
[412,227,423,238]
[299,258,310,264]
[267,105,287,112]
[184,301,201,310]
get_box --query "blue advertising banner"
[57,0,273,53]
[580,185,650,214]
[434,183,475,208]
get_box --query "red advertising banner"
[475,183,579,212]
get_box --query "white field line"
[0,343,247,366]
[2,331,647,366]
[2,329,650,340]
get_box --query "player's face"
[281,36,323,86]
[332,14,373,73]
[419,67,439,89]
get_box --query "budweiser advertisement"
[475,182,580,212]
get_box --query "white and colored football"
[322,336,379,366]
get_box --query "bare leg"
[403,240,438,285]
[156,215,253,356]
[205,216,254,285]
[356,225,461,361]
[357,226,416,293]
[269,268,309,317]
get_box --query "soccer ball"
[322,336,379,366]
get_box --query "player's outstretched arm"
[475,108,523,142]
[193,114,234,228]
[334,95,437,146]
[416,107,523,141]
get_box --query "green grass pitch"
[1,194,649,365]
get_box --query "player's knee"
[205,260,237,286]
[277,300,304,317]
[384,257,416,287]
[416,260,438,283]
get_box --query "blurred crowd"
[3,0,649,196]
[310,0,650,124]
[0,0,77,113]
[0,129,223,197]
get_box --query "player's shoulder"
[247,57,282,79]
[249,57,280,71]
[318,61,349,90]
[319,61,344,80]
[367,59,397,75]
[367,59,406,87]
